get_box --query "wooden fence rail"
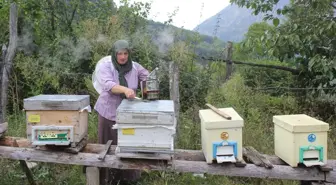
[0,136,335,185]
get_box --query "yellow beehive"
[199,107,244,164]
[273,114,329,167]
[23,94,90,147]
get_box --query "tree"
[231,0,336,95]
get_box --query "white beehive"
[23,94,90,147]
[199,107,244,164]
[273,114,329,167]
[114,99,176,155]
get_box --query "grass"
[0,74,335,185]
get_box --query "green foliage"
[233,0,336,96]
[240,22,277,59]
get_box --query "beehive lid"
[117,99,174,114]
[199,107,244,129]
[23,94,90,111]
[273,114,329,133]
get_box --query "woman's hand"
[124,88,135,99]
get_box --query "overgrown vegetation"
[0,0,335,184]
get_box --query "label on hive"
[122,128,135,135]
[37,130,69,141]
[28,115,40,123]
[308,133,316,143]
[220,132,229,140]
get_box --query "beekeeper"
[92,39,149,185]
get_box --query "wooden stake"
[205,103,232,120]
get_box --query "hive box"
[114,99,176,154]
[199,107,244,164]
[23,94,90,147]
[273,114,329,167]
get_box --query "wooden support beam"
[86,167,99,185]
[175,160,325,182]
[0,137,335,169]
[12,140,36,185]
[0,145,330,182]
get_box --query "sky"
[114,0,231,30]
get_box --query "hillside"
[194,0,289,42]
[147,20,226,58]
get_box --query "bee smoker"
[140,67,160,100]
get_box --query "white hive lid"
[273,114,329,133]
[199,107,244,129]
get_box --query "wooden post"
[1,2,18,124]
[13,140,36,185]
[225,41,233,81]
[0,44,7,125]
[169,61,180,145]
[86,167,100,185]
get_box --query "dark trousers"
[98,113,141,185]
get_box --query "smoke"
[152,28,175,55]
[96,34,108,43]
[17,26,37,55]
[73,37,92,62]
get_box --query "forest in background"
[0,0,335,184]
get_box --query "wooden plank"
[1,137,335,167]
[205,103,232,120]
[318,165,333,172]
[173,160,325,181]
[244,146,273,168]
[0,145,326,181]
[243,147,263,166]
[326,170,336,183]
[64,137,88,154]
[312,182,336,185]
[86,167,99,185]
[98,140,112,160]
[0,136,335,168]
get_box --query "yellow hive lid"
[199,107,244,129]
[273,114,330,133]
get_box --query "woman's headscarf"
[111,40,133,98]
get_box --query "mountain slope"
[194,0,289,42]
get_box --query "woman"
[93,40,149,185]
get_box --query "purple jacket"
[94,56,149,121]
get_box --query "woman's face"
[116,49,129,65]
